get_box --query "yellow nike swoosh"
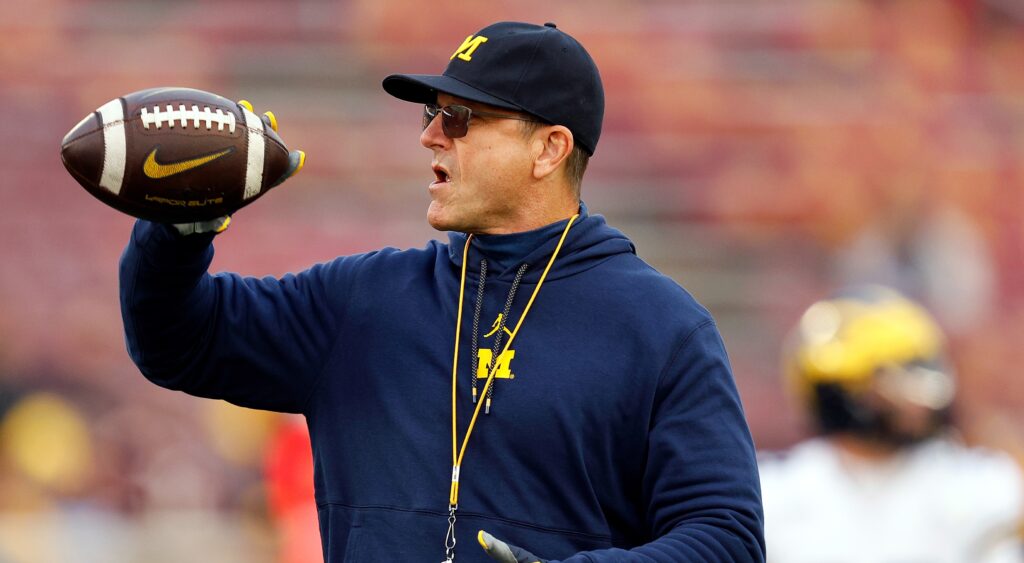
[143,147,234,179]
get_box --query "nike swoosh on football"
[143,146,235,179]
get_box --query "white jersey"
[759,437,1024,563]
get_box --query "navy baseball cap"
[383,21,604,155]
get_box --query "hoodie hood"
[447,202,636,283]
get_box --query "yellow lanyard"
[447,214,579,506]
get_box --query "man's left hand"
[478,530,549,563]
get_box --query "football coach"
[120,21,765,562]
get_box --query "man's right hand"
[174,101,306,236]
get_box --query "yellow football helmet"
[783,286,955,443]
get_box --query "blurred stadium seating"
[1,0,1023,560]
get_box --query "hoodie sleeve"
[119,220,345,413]
[559,320,766,563]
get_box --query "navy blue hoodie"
[119,205,765,562]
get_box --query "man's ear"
[532,125,573,181]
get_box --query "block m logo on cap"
[450,35,488,61]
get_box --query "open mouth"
[432,165,451,185]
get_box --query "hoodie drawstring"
[469,259,488,405]
[468,258,528,413]
[482,263,527,414]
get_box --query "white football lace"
[140,104,237,133]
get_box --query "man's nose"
[420,111,450,150]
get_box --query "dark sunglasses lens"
[441,105,470,138]
[422,105,439,130]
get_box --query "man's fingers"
[237,99,303,188]
[173,215,231,236]
[239,100,277,131]
[289,150,306,176]
[478,530,543,563]
[479,530,518,562]
[262,110,278,131]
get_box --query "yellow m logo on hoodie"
[478,314,515,379]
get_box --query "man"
[120,21,765,562]
[760,286,1024,563]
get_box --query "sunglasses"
[422,103,543,138]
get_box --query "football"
[60,87,294,223]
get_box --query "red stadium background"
[1,0,1023,560]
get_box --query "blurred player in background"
[759,286,1024,563]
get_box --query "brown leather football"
[60,87,293,223]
